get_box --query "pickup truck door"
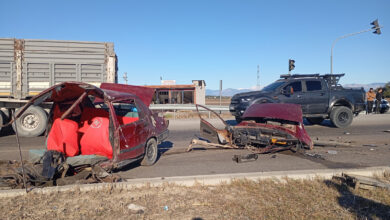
[279,81,307,113]
[302,80,328,114]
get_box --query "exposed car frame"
[188,103,313,154]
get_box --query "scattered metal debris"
[313,140,354,147]
[0,151,122,189]
[304,153,325,160]
[232,154,259,163]
[363,144,378,147]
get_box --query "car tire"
[141,138,158,166]
[235,116,242,123]
[12,106,48,137]
[330,106,353,128]
[306,117,324,125]
[0,110,5,133]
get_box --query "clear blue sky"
[1,0,389,90]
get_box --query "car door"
[114,100,149,161]
[196,105,230,145]
[278,81,307,113]
[303,80,329,114]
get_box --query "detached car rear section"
[3,82,169,170]
[230,74,366,128]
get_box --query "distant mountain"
[343,83,385,91]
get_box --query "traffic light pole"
[330,21,383,74]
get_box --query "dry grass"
[1,177,390,219]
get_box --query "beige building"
[145,80,206,105]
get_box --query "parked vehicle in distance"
[373,99,390,114]
[229,74,365,128]
[0,38,117,137]
[5,82,169,170]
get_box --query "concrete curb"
[1,166,389,198]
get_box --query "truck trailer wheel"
[0,110,5,133]
[330,106,353,128]
[306,117,324,125]
[12,106,48,137]
[141,138,158,166]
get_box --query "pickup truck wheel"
[306,117,324,125]
[141,138,158,166]
[12,106,48,137]
[235,116,242,123]
[330,106,353,128]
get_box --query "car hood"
[232,90,271,100]
[242,103,303,123]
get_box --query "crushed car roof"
[9,82,155,124]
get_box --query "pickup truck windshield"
[261,81,284,92]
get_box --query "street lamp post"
[330,19,383,74]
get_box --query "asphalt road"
[0,113,389,179]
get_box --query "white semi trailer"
[0,38,118,137]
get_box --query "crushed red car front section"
[190,103,313,154]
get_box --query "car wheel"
[330,106,353,128]
[141,138,158,166]
[0,110,5,133]
[306,117,324,125]
[12,106,48,137]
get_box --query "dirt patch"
[1,177,390,219]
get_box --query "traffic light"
[371,19,381,35]
[289,59,295,71]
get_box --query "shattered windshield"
[261,81,285,92]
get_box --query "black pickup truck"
[229,74,365,128]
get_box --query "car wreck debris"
[1,82,170,189]
[2,82,169,172]
[232,154,259,163]
[188,104,313,155]
[0,151,122,190]
[313,140,354,147]
[339,173,390,190]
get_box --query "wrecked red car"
[11,82,169,170]
[189,103,313,153]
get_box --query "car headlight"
[241,98,252,102]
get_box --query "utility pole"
[257,65,260,90]
[330,19,383,74]
[219,80,222,106]
[123,72,128,84]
